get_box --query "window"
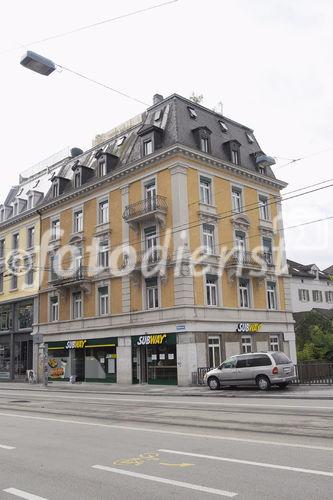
[25,264,34,286]
[73,247,83,274]
[246,133,255,143]
[241,336,252,354]
[200,176,212,205]
[12,233,19,251]
[235,230,246,253]
[263,237,273,265]
[203,224,215,254]
[146,277,159,309]
[188,106,197,119]
[269,336,279,352]
[267,281,277,310]
[98,239,109,269]
[232,188,242,212]
[18,303,33,329]
[117,136,126,146]
[259,195,269,220]
[50,254,60,281]
[0,239,4,259]
[98,286,109,316]
[27,195,34,210]
[0,305,13,331]
[258,166,266,175]
[325,291,333,303]
[219,120,228,132]
[200,136,209,153]
[50,295,59,322]
[52,182,59,198]
[72,291,82,319]
[98,200,109,224]
[247,354,272,367]
[143,139,153,156]
[239,278,250,308]
[0,273,3,293]
[312,290,323,302]
[98,160,107,177]
[271,352,292,365]
[73,209,83,233]
[74,170,81,188]
[208,337,221,368]
[231,149,239,164]
[145,225,157,251]
[51,219,60,240]
[298,289,310,302]
[11,274,17,290]
[206,275,218,306]
[27,227,35,249]
[145,180,156,210]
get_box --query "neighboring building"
[34,93,296,385]
[0,149,81,380]
[287,259,333,313]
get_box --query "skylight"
[188,107,197,119]
[246,132,255,143]
[219,120,228,132]
[154,109,162,121]
[117,136,126,147]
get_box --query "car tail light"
[272,367,278,375]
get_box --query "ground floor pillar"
[117,336,132,384]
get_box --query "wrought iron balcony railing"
[123,195,168,222]
[49,265,89,286]
[226,251,264,268]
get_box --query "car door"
[216,357,238,386]
[235,357,251,385]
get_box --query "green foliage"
[296,311,333,361]
[189,92,203,104]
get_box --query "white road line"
[159,449,333,478]
[0,444,15,450]
[0,392,332,410]
[92,465,237,497]
[3,488,48,500]
[0,411,333,452]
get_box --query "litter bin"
[69,375,76,384]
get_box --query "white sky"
[0,0,332,268]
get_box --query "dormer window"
[246,132,255,143]
[223,140,241,165]
[188,106,197,119]
[12,203,18,216]
[219,120,228,132]
[27,195,33,210]
[192,126,212,154]
[95,150,119,175]
[98,160,107,177]
[143,139,153,156]
[74,170,81,188]
[52,182,59,198]
[231,149,239,164]
[258,166,266,175]
[154,109,162,121]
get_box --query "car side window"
[236,359,247,368]
[222,359,237,369]
[247,355,272,367]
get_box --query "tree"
[295,311,333,361]
[189,92,203,104]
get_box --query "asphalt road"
[0,388,332,499]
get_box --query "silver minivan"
[204,351,295,390]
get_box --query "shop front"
[132,333,177,385]
[47,337,117,383]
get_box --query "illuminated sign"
[66,340,87,349]
[236,323,263,333]
[137,334,167,346]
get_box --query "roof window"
[154,109,162,121]
[219,120,228,132]
[116,136,126,147]
[246,132,255,144]
[188,107,197,119]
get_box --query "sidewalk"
[0,381,332,399]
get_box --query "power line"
[274,146,333,170]
[0,1,179,56]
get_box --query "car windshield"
[219,357,237,369]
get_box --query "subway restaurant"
[47,337,117,383]
[132,333,177,385]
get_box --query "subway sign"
[236,323,263,333]
[136,334,167,346]
[66,340,87,349]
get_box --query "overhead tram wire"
[0,0,180,56]
[274,146,333,170]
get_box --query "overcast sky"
[0,0,332,268]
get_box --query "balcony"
[225,251,270,280]
[124,248,171,281]
[49,265,91,292]
[123,196,168,229]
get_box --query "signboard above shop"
[132,333,176,347]
[236,323,263,333]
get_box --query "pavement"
[0,386,333,499]
[0,380,332,399]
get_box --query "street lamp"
[20,51,56,76]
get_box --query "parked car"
[204,351,295,391]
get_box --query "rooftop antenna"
[218,101,223,115]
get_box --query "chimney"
[153,94,164,105]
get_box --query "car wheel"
[278,382,289,389]
[208,376,220,391]
[256,375,271,391]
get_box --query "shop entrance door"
[132,343,177,385]
[74,349,85,382]
[132,346,148,384]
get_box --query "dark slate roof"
[40,93,279,202]
[323,265,333,275]
[293,308,333,322]
[287,259,330,280]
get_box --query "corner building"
[37,94,296,385]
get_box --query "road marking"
[159,462,194,467]
[3,488,48,500]
[159,449,333,478]
[0,411,333,452]
[0,444,15,450]
[92,465,237,497]
[0,391,332,411]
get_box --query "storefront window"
[208,337,221,368]
[132,334,177,385]
[18,303,33,329]
[0,342,10,379]
[0,305,13,331]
